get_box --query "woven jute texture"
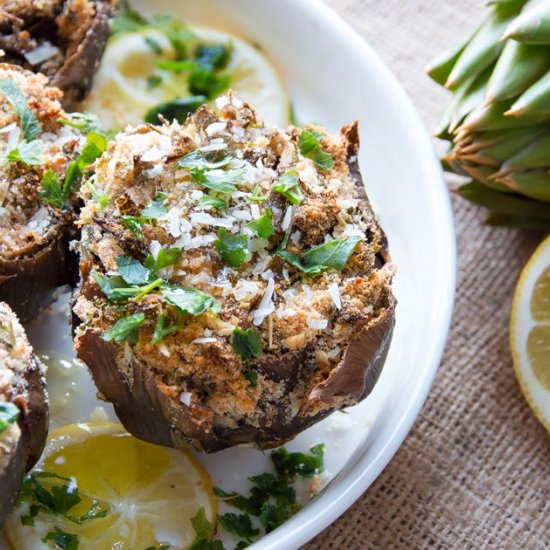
[303,1,550,548]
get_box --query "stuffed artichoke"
[0,64,107,322]
[0,0,116,109]
[73,94,395,453]
[0,302,48,528]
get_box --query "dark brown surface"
[303,1,550,548]
[0,223,77,324]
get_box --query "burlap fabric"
[303,1,550,548]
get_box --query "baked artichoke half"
[0,302,48,528]
[0,0,115,109]
[0,64,107,322]
[73,94,396,453]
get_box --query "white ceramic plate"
[0,1,456,548]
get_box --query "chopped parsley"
[0,78,41,141]
[195,43,232,71]
[272,170,303,205]
[110,0,149,36]
[188,66,231,99]
[214,229,249,268]
[190,167,244,194]
[146,75,163,90]
[38,169,65,209]
[19,471,108,527]
[144,96,207,125]
[6,139,44,166]
[0,402,19,434]
[248,185,268,203]
[298,130,334,171]
[117,256,153,286]
[214,444,325,544]
[39,131,107,209]
[199,196,227,210]
[161,287,219,316]
[101,313,146,345]
[145,35,164,55]
[218,513,259,542]
[177,150,230,171]
[57,112,103,134]
[85,180,110,210]
[246,208,275,239]
[42,527,79,550]
[231,328,263,362]
[278,236,362,276]
[144,247,182,272]
[121,195,168,237]
[189,507,222,550]
[152,313,183,344]
[156,59,195,72]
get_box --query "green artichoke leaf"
[486,211,550,229]
[486,41,550,103]
[427,36,472,86]
[508,69,550,117]
[461,98,549,132]
[499,130,550,172]
[503,1,550,44]
[457,180,550,221]
[445,2,524,90]
[499,169,550,202]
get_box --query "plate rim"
[251,0,457,548]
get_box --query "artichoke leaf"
[461,98,549,131]
[503,1,550,44]
[498,169,550,202]
[445,2,525,89]
[486,41,550,103]
[499,130,550,173]
[457,180,550,221]
[486,211,550,229]
[508,69,550,117]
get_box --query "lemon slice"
[83,26,289,129]
[511,235,550,433]
[5,423,216,550]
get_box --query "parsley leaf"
[298,130,334,171]
[0,402,19,434]
[146,75,163,90]
[6,139,44,165]
[141,196,168,219]
[85,180,110,210]
[110,0,149,36]
[195,43,232,71]
[145,96,206,125]
[271,444,325,478]
[199,196,227,210]
[272,170,303,205]
[246,208,275,239]
[38,169,65,209]
[177,150,230,171]
[215,229,249,268]
[57,112,102,134]
[152,14,195,60]
[190,167,244,194]
[161,287,218,316]
[144,247,182,272]
[231,328,263,362]
[189,67,231,99]
[0,78,41,141]
[218,513,259,540]
[19,471,108,527]
[278,236,361,276]
[152,313,183,344]
[188,507,224,550]
[244,368,258,388]
[258,502,291,533]
[248,185,268,203]
[101,313,146,345]
[42,527,79,550]
[116,256,153,286]
[156,59,195,72]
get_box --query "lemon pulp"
[5,423,216,550]
[511,235,550,432]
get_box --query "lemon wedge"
[83,26,289,129]
[511,235,550,433]
[5,423,216,549]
